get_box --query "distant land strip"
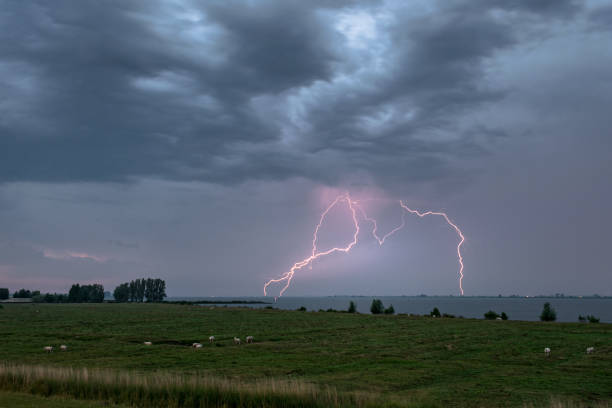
[164,300,273,305]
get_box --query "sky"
[1,0,611,297]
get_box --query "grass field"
[0,303,610,407]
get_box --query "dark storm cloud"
[588,3,612,30]
[0,0,593,189]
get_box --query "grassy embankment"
[0,303,610,407]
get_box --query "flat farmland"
[0,303,610,407]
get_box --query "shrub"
[384,305,395,315]
[578,315,586,322]
[370,299,384,314]
[347,301,356,313]
[326,308,336,313]
[501,312,508,320]
[540,302,556,321]
[484,310,499,320]
[442,313,455,318]
[587,315,600,323]
[430,307,441,317]
[297,306,307,312]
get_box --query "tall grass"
[524,398,610,408]
[0,363,377,408]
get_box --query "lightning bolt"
[263,194,360,298]
[398,201,465,296]
[263,194,466,298]
[357,203,406,246]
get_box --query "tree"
[13,289,32,298]
[0,288,8,300]
[501,312,508,320]
[129,280,136,302]
[384,304,395,315]
[90,284,105,302]
[68,284,80,302]
[348,301,357,313]
[484,310,499,320]
[587,315,600,323]
[136,279,146,302]
[113,283,130,302]
[156,279,167,302]
[370,299,384,314]
[540,302,556,321]
[430,307,441,317]
[144,278,154,302]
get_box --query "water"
[168,296,612,323]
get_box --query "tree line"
[113,278,166,302]
[0,284,105,303]
[1,279,166,304]
[68,284,105,302]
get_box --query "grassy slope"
[0,303,610,407]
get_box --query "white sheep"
[544,347,551,356]
[193,343,203,349]
[60,344,67,351]
[246,336,254,344]
[209,336,215,344]
[586,347,594,354]
[43,346,54,353]
[233,337,241,345]
[144,341,152,346]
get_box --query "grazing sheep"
[587,347,595,354]
[193,343,203,349]
[544,347,551,356]
[60,345,67,351]
[43,346,54,353]
[209,336,215,344]
[246,336,254,344]
[144,341,152,346]
[233,337,241,345]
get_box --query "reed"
[0,363,376,408]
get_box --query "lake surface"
[169,296,612,323]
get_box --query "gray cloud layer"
[0,0,592,189]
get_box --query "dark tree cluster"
[483,310,508,320]
[540,302,557,321]
[0,288,9,300]
[113,278,166,302]
[68,284,105,303]
[13,289,39,298]
[370,299,395,315]
[578,314,599,323]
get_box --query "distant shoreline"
[164,299,273,305]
